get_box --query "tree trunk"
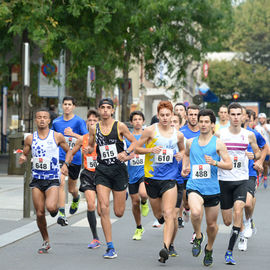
[121,51,130,122]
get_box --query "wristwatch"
[125,149,130,155]
[64,161,70,168]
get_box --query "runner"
[238,108,267,251]
[215,105,230,132]
[135,101,185,264]
[125,111,149,241]
[169,113,184,256]
[87,98,137,259]
[19,108,69,253]
[179,105,200,239]
[217,103,261,265]
[174,103,187,127]
[62,109,102,249]
[52,96,88,226]
[255,112,270,188]
[182,109,232,266]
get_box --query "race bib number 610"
[155,149,173,163]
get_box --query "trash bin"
[8,133,25,175]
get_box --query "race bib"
[155,149,173,163]
[231,155,243,169]
[65,136,77,150]
[192,164,211,179]
[100,144,117,160]
[86,156,98,170]
[130,154,145,166]
[33,157,50,171]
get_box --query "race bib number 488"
[192,164,211,179]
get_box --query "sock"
[137,225,142,229]
[158,216,165,224]
[107,242,114,250]
[141,200,147,205]
[59,208,65,215]
[184,208,190,212]
[228,226,240,251]
[87,211,99,240]
[50,211,58,217]
[73,195,80,202]
[163,243,169,250]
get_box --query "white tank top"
[32,130,60,180]
[218,127,250,181]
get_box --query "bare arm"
[65,137,83,164]
[174,131,185,162]
[64,127,83,140]
[249,132,261,160]
[181,138,192,177]
[19,134,33,164]
[213,139,233,170]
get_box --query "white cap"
[258,113,267,118]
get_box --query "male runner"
[182,109,232,266]
[19,109,69,253]
[87,98,137,259]
[135,101,185,264]
[52,96,88,226]
[237,108,267,251]
[215,105,230,132]
[179,105,200,232]
[217,103,261,265]
[174,103,187,127]
[125,111,149,241]
[63,109,102,249]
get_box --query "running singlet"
[95,121,124,166]
[178,124,200,182]
[247,127,266,177]
[145,124,178,180]
[52,115,88,165]
[218,127,250,181]
[187,136,220,195]
[32,130,60,180]
[82,134,98,172]
[126,134,145,184]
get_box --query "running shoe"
[192,233,204,257]
[69,194,80,214]
[133,227,144,240]
[178,217,184,228]
[158,247,169,263]
[103,248,117,259]
[183,209,190,223]
[225,250,236,265]
[38,241,51,254]
[141,201,149,217]
[88,239,101,249]
[152,220,161,228]
[243,219,252,238]
[190,232,196,244]
[57,212,68,226]
[238,236,248,251]
[203,245,213,267]
[169,244,178,257]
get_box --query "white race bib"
[130,154,145,166]
[100,144,117,160]
[86,156,98,170]
[231,155,243,169]
[155,149,173,163]
[65,136,77,150]
[33,157,50,171]
[192,164,211,179]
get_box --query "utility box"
[8,133,25,175]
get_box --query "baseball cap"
[98,98,114,108]
[258,113,267,118]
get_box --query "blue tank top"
[187,136,220,195]
[52,115,88,165]
[126,134,145,184]
[247,127,266,177]
[32,130,60,180]
[145,124,178,180]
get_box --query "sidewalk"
[0,175,87,248]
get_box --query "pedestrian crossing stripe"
[71,217,117,228]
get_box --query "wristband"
[253,153,256,160]
[64,161,70,168]
[215,160,218,166]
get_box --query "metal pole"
[23,153,32,218]
[58,50,66,115]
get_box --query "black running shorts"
[60,160,81,180]
[128,176,145,195]
[246,176,256,197]
[29,178,60,192]
[176,183,184,208]
[186,189,220,207]
[79,169,96,192]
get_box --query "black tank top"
[95,121,124,165]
